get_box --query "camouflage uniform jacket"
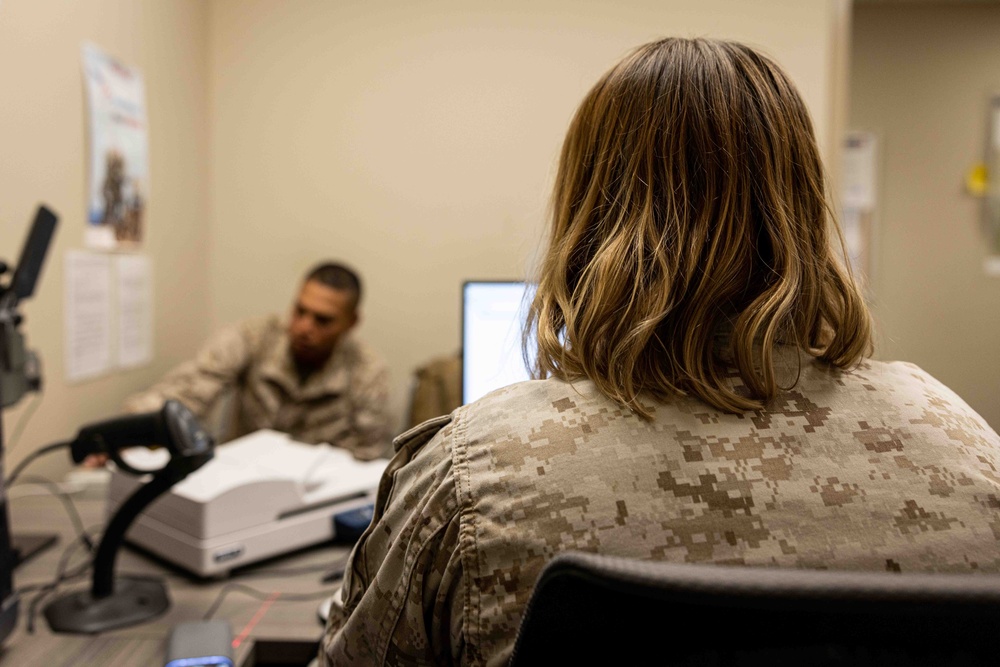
[320,354,1000,665]
[124,315,391,460]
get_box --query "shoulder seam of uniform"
[449,406,482,654]
[393,414,452,453]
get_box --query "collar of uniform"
[258,324,352,399]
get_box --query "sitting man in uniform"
[118,262,391,461]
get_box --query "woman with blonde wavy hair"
[322,38,1000,667]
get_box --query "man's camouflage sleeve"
[122,320,258,419]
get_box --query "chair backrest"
[509,552,1000,666]
[406,353,462,430]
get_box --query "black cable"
[202,582,341,621]
[20,523,100,634]
[10,475,95,553]
[4,392,43,458]
[320,555,351,584]
[25,558,91,633]
[15,522,102,596]
[7,440,70,486]
[235,561,341,580]
[14,560,89,596]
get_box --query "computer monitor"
[461,281,535,405]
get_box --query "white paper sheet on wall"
[842,132,878,212]
[840,208,864,275]
[65,250,113,382]
[116,254,152,368]
[991,96,1000,150]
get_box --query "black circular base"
[43,576,170,634]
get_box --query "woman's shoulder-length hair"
[526,37,872,418]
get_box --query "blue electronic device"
[164,620,234,667]
[334,503,375,543]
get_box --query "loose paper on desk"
[116,254,152,367]
[65,250,112,382]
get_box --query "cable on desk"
[20,523,101,633]
[15,523,101,596]
[10,474,95,554]
[202,582,342,621]
[7,440,71,487]
[236,561,342,580]
[160,557,349,591]
[320,555,351,584]
[13,562,88,598]
[24,564,90,633]
[4,392,43,458]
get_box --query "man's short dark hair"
[305,262,362,309]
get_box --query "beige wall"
[851,3,1000,428]
[208,0,850,432]
[0,0,211,478]
[0,0,854,483]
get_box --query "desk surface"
[2,489,348,666]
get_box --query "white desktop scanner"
[107,429,388,577]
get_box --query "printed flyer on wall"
[81,42,149,250]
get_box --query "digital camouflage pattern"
[124,315,391,460]
[321,351,1000,665]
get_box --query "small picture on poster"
[81,43,149,250]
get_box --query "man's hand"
[82,453,109,468]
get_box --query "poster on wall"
[81,42,149,250]
[983,95,1000,276]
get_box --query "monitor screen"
[462,281,535,404]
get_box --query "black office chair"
[509,552,1000,666]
